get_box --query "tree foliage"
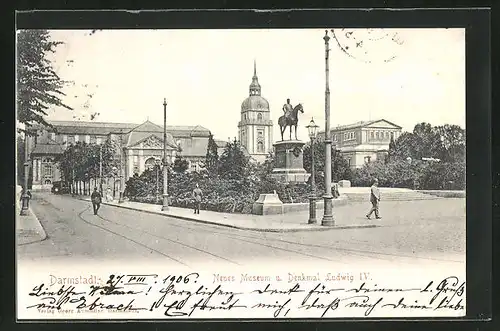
[303,140,353,190]
[218,139,250,180]
[205,133,219,176]
[173,156,189,173]
[55,140,118,183]
[17,30,72,131]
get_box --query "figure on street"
[366,178,382,220]
[192,184,203,214]
[91,187,102,215]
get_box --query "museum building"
[26,120,212,191]
[319,119,403,169]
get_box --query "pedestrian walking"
[91,187,102,215]
[192,184,203,214]
[366,178,382,220]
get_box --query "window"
[68,135,75,144]
[144,157,156,171]
[96,137,102,144]
[364,156,371,163]
[50,132,56,140]
[257,113,263,121]
[44,165,53,177]
[85,135,90,143]
[75,135,79,142]
[344,133,347,140]
[370,131,374,140]
[63,135,68,143]
[257,141,264,153]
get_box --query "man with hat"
[366,178,382,220]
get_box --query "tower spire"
[249,60,261,96]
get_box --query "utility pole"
[99,144,103,194]
[322,30,335,226]
[161,98,169,211]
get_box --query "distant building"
[237,61,273,163]
[319,119,403,169]
[27,120,212,190]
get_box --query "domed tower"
[237,60,273,163]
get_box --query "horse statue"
[278,103,304,141]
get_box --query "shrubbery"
[351,159,465,190]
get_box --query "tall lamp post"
[322,30,335,226]
[161,98,169,211]
[306,118,319,224]
[155,158,161,202]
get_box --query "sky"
[42,28,465,142]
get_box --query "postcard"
[16,26,466,320]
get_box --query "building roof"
[241,95,270,112]
[214,139,228,148]
[31,141,64,155]
[319,119,402,133]
[42,120,211,137]
[124,121,178,148]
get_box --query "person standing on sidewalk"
[91,187,102,215]
[192,184,203,214]
[366,178,382,220]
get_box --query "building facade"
[27,120,212,190]
[320,119,402,169]
[237,61,273,163]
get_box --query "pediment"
[365,120,401,129]
[133,134,164,149]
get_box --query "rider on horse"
[283,98,293,120]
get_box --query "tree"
[17,30,72,131]
[388,122,446,162]
[433,124,466,163]
[218,139,250,180]
[205,132,219,176]
[303,140,352,190]
[173,157,189,173]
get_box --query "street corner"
[16,208,48,246]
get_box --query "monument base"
[271,168,311,184]
[271,140,310,184]
[252,193,284,215]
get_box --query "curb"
[17,207,48,246]
[78,197,378,233]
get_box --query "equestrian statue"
[278,98,304,141]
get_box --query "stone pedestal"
[271,140,311,184]
[252,193,284,215]
[338,180,351,188]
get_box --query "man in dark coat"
[366,178,382,220]
[192,184,203,214]
[91,187,102,215]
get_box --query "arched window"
[145,157,156,171]
[257,113,263,121]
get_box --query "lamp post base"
[161,194,169,211]
[308,196,317,224]
[321,194,335,226]
[118,192,124,203]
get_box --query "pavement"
[16,202,47,246]
[80,197,378,232]
[17,192,466,267]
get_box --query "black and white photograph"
[15,21,469,320]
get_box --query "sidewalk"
[16,204,47,245]
[81,197,378,232]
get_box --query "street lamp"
[161,98,169,211]
[112,166,117,199]
[306,118,319,224]
[20,162,30,216]
[322,30,335,226]
[155,158,161,201]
